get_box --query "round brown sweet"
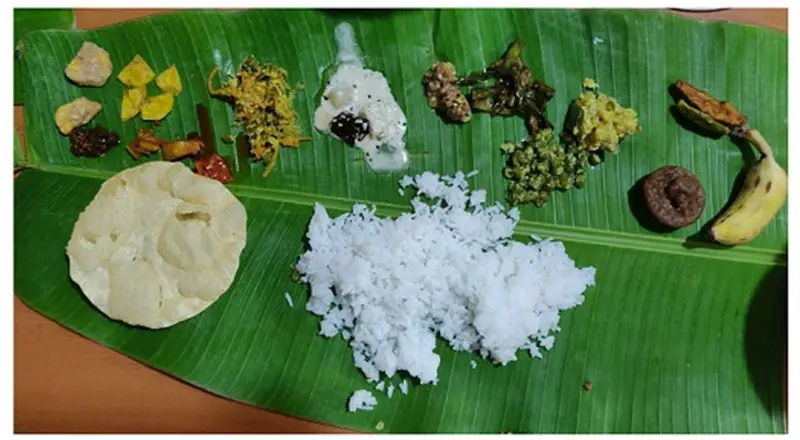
[643,166,706,229]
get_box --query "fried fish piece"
[673,79,747,128]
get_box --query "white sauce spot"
[314,22,409,172]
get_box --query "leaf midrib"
[28,162,785,266]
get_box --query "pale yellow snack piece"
[65,42,113,87]
[117,55,156,87]
[55,97,102,135]
[141,93,174,121]
[155,65,182,96]
[66,161,248,329]
[120,86,147,122]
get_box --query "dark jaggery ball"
[643,166,706,229]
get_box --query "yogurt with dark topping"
[314,22,409,172]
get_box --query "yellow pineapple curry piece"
[121,86,147,121]
[156,65,182,96]
[141,93,175,121]
[118,55,155,87]
[118,56,182,122]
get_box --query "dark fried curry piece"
[70,126,120,157]
[126,128,204,162]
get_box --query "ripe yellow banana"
[709,129,787,246]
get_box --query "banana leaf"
[14,8,74,105]
[14,9,787,433]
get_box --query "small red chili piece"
[195,153,233,184]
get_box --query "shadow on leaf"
[744,254,787,417]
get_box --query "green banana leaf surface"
[14,132,24,169]
[14,9,787,433]
[14,8,75,104]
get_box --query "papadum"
[66,161,247,329]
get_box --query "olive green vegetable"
[501,128,591,207]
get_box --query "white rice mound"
[296,171,596,387]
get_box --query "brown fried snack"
[673,80,747,129]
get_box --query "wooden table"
[14,8,787,434]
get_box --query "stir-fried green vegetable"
[501,128,590,207]
[461,40,555,134]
